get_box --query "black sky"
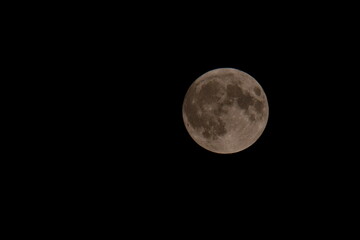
[13,3,357,231]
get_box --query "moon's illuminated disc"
[182,68,269,154]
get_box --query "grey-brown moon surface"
[182,68,269,154]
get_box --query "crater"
[254,86,261,96]
[201,116,227,140]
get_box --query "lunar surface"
[182,68,269,154]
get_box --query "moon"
[182,68,269,154]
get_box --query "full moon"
[182,68,269,154]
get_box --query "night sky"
[14,3,355,232]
